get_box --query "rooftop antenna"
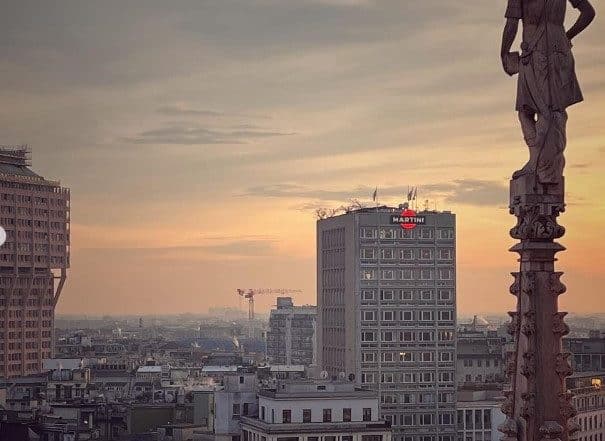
[424,199,430,212]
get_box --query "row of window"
[384,412,454,426]
[260,406,372,424]
[361,371,454,384]
[361,330,454,343]
[362,289,453,302]
[361,248,453,260]
[361,268,454,281]
[360,227,454,240]
[362,310,453,322]
[381,391,454,405]
[362,350,454,363]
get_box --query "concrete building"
[456,387,506,441]
[567,372,605,441]
[564,336,605,373]
[317,205,457,441]
[266,297,317,366]
[0,147,70,378]
[241,379,391,441]
[456,323,505,386]
[212,371,258,441]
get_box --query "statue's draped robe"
[506,0,585,183]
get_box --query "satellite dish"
[338,372,346,380]
[320,370,329,379]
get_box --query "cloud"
[124,124,295,145]
[244,179,508,207]
[156,105,271,120]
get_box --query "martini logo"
[391,209,426,230]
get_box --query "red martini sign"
[391,209,426,230]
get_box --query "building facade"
[241,380,391,441]
[455,387,506,441]
[0,147,69,378]
[317,206,457,441]
[456,325,505,386]
[564,337,605,373]
[567,372,605,441]
[266,297,317,366]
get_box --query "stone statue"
[501,0,595,184]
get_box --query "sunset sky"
[1,0,604,315]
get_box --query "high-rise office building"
[317,205,457,441]
[0,147,69,378]
[266,297,317,366]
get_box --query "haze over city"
[2,0,604,315]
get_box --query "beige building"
[0,147,69,378]
[567,372,605,441]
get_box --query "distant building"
[212,371,258,441]
[241,379,391,441]
[567,372,605,441]
[266,297,317,366]
[456,387,506,441]
[0,147,70,377]
[456,319,506,386]
[317,206,457,441]
[564,336,605,373]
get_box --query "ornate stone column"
[499,175,579,441]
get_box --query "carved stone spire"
[499,174,574,441]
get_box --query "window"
[438,248,453,260]
[402,373,415,383]
[381,290,395,301]
[420,352,434,362]
[439,372,453,382]
[420,290,433,301]
[419,228,434,239]
[420,248,433,260]
[382,352,394,362]
[362,270,377,280]
[303,409,311,423]
[362,311,375,321]
[362,331,375,342]
[382,269,395,280]
[399,351,412,362]
[401,290,413,300]
[381,373,394,383]
[439,290,452,301]
[420,413,434,425]
[420,372,435,383]
[400,331,414,342]
[232,404,240,417]
[382,310,394,321]
[243,403,249,415]
[362,290,375,301]
[282,409,291,423]
[323,408,332,422]
[381,249,395,260]
[401,249,414,260]
[402,414,414,426]
[381,331,394,342]
[439,311,452,321]
[401,269,414,280]
[361,228,377,239]
[363,408,372,421]
[362,372,375,384]
[261,406,266,420]
[361,248,376,259]
[401,311,413,321]
[401,393,415,404]
[362,352,376,362]
[420,311,434,321]
[439,268,453,280]
[343,408,351,422]
[439,331,454,341]
[420,269,433,280]
[438,229,454,239]
[380,228,395,239]
[239,376,245,384]
[439,352,453,362]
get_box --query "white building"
[456,388,506,441]
[212,371,259,441]
[241,380,391,441]
[567,372,605,441]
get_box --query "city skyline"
[1,1,604,315]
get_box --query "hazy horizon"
[2,1,604,316]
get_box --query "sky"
[1,0,604,316]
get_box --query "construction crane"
[236,288,302,321]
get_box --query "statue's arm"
[501,18,520,75]
[567,0,596,41]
